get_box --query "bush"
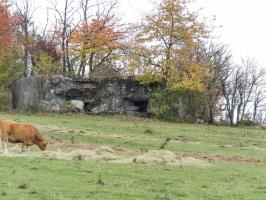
[238,120,257,127]
[63,101,76,112]
[149,90,182,122]
[0,51,23,109]
[0,87,9,109]
[149,89,208,122]
[37,52,60,75]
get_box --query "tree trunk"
[89,52,94,74]
[78,50,86,76]
[208,106,214,124]
[227,109,234,126]
[66,39,71,73]
[61,38,66,73]
[236,105,242,125]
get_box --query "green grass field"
[0,112,266,199]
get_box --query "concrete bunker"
[10,75,151,115]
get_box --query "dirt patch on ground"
[48,139,98,151]
[189,154,266,164]
[0,140,209,166]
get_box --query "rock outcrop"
[10,75,150,115]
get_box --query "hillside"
[0,112,266,199]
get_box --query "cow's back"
[0,120,20,133]
[10,124,35,140]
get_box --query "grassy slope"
[0,112,266,199]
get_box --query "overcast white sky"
[120,0,266,68]
[34,0,266,68]
[193,0,266,68]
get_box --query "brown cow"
[0,120,47,153]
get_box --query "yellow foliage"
[128,0,211,93]
[38,52,60,75]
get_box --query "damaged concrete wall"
[10,75,151,115]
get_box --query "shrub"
[37,52,60,75]
[149,89,208,122]
[149,90,182,122]
[63,101,76,112]
[238,120,257,127]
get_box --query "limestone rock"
[91,104,109,114]
[70,100,84,112]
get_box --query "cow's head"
[38,140,48,151]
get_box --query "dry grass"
[0,140,209,166]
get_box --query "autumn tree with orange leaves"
[71,0,123,77]
[0,1,23,108]
[72,16,122,76]
[0,1,12,63]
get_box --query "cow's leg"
[0,129,4,152]
[0,140,3,151]
[20,144,26,153]
[24,145,31,153]
[1,137,8,153]
[1,139,7,153]
[21,144,31,153]
[3,142,8,154]
[0,136,4,152]
[0,131,8,154]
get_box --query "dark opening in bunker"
[84,102,91,112]
[134,100,148,113]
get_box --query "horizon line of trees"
[0,0,265,125]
